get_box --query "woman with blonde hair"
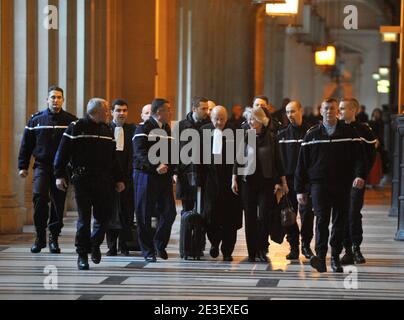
[232,107,287,262]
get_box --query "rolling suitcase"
[179,187,205,260]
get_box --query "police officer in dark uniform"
[54,98,125,270]
[106,99,136,256]
[277,101,314,260]
[339,98,377,265]
[295,98,366,273]
[18,86,77,254]
[133,98,177,262]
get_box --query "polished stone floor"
[0,186,402,300]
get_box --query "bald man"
[278,101,314,260]
[200,106,242,262]
[141,104,152,124]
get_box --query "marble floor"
[0,186,403,300]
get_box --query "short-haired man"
[339,98,377,265]
[174,96,211,215]
[18,86,77,254]
[133,98,177,262]
[54,98,125,270]
[277,101,315,260]
[106,99,136,256]
[295,98,366,273]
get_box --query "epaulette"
[31,111,43,118]
[306,124,320,134]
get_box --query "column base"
[0,207,25,234]
[389,207,398,217]
[395,230,404,241]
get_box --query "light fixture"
[377,85,390,94]
[315,46,336,66]
[380,26,400,43]
[379,67,389,76]
[378,80,390,87]
[266,0,299,16]
[383,32,398,42]
[372,73,381,80]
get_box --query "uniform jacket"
[277,122,311,177]
[18,108,77,170]
[54,115,123,183]
[132,117,174,176]
[295,120,367,194]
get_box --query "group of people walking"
[18,86,377,273]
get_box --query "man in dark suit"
[200,106,242,262]
[106,99,136,256]
[133,98,177,262]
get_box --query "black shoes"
[353,245,366,264]
[310,256,327,273]
[106,248,118,256]
[157,249,168,260]
[78,254,89,270]
[341,248,355,265]
[210,246,219,258]
[257,250,268,263]
[223,256,233,262]
[248,256,256,263]
[301,244,314,259]
[286,246,300,260]
[145,256,157,263]
[120,246,130,256]
[30,236,46,254]
[331,256,344,273]
[91,246,102,264]
[49,234,61,254]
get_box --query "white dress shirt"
[212,128,223,155]
[114,126,124,151]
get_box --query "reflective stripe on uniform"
[63,133,115,141]
[25,126,69,131]
[301,138,362,146]
[133,133,175,141]
[279,139,304,144]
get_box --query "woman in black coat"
[232,107,287,262]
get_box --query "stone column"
[14,0,28,224]
[391,115,400,217]
[395,115,404,240]
[0,0,25,233]
[24,0,39,225]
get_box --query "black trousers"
[284,176,314,248]
[32,165,66,237]
[134,171,177,258]
[311,184,350,258]
[207,225,237,257]
[343,187,365,248]
[74,176,114,255]
[241,178,275,258]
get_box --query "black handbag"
[280,196,297,228]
